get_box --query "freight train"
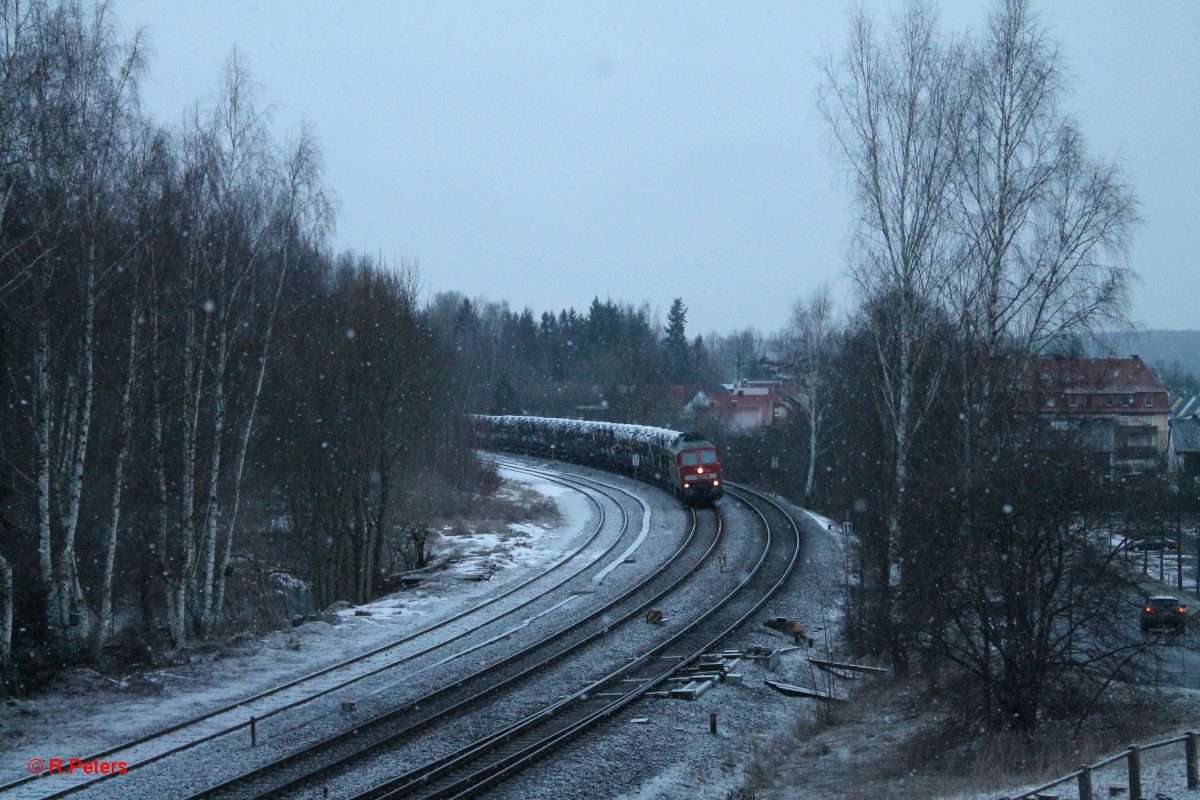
[472,415,724,505]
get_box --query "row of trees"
[695,0,1177,737]
[789,0,1143,734]
[429,292,778,424]
[0,0,473,672]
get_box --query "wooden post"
[1077,764,1092,800]
[709,712,717,735]
[1187,731,1198,789]
[250,716,257,747]
[1127,745,1141,800]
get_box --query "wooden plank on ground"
[807,657,889,674]
[764,679,844,702]
[811,661,859,680]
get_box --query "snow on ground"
[948,717,1200,800]
[522,492,1200,800]
[9,464,1193,799]
[613,761,742,800]
[804,509,849,549]
[487,490,851,800]
[0,468,593,784]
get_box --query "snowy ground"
[7,464,1197,800]
[486,487,851,800]
[484,491,1200,800]
[0,467,594,787]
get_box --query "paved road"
[1123,530,1200,689]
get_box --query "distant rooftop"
[1024,356,1167,394]
[1172,393,1200,419]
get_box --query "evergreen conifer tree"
[664,298,691,383]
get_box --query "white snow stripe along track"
[592,490,652,586]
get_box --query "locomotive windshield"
[681,450,718,465]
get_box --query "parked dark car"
[1142,595,1187,634]
[1129,537,1179,552]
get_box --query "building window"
[1106,396,1114,407]
[1047,397,1056,407]
[1124,395,1134,406]
[1145,395,1154,407]
[772,405,783,420]
[1069,396,1078,407]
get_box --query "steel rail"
[4,466,626,800]
[188,460,717,800]
[347,481,799,800]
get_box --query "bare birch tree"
[8,0,144,644]
[779,286,837,506]
[0,322,11,665]
[927,0,1141,731]
[819,2,966,668]
[90,124,168,654]
[174,49,278,638]
[0,0,34,664]
[951,0,1136,434]
[211,123,334,626]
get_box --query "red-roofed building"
[1022,355,1169,473]
[686,380,793,433]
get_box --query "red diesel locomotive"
[666,432,723,504]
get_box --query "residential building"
[1169,419,1200,483]
[1169,392,1200,484]
[1022,356,1170,474]
[679,379,793,433]
[1171,392,1200,420]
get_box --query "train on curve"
[472,415,724,505]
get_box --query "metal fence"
[1002,731,1198,800]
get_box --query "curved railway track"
[13,459,803,800]
[224,474,796,800]
[169,460,721,800]
[337,480,800,800]
[3,466,654,800]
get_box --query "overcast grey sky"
[119,0,1199,336]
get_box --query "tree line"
[0,0,474,675]
[428,292,781,424]
[654,0,1175,740]
[786,0,1153,737]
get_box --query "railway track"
[200,473,795,800]
[167,460,721,799]
[337,480,799,800]
[3,466,654,800]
